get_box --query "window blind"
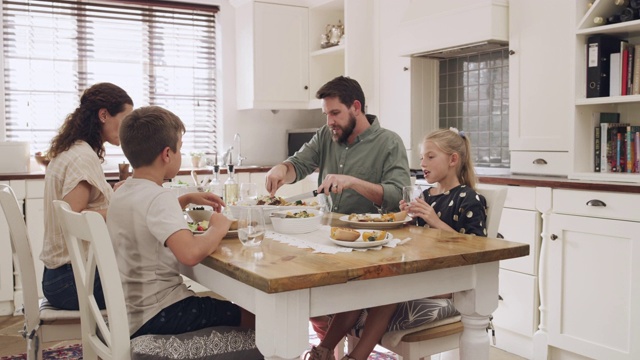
[2,0,219,156]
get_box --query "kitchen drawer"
[510,151,569,176]
[25,179,45,199]
[493,269,538,337]
[553,189,640,222]
[498,208,540,275]
[504,186,536,210]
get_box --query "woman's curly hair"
[47,83,133,161]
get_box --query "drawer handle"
[586,199,606,207]
[498,295,504,301]
[550,234,558,240]
[532,158,547,165]
[496,232,504,239]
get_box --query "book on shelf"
[627,125,640,173]
[621,42,629,95]
[627,45,634,95]
[595,125,601,172]
[600,122,630,173]
[634,44,640,95]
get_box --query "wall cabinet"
[534,189,640,360]
[508,0,572,175]
[234,1,310,110]
[571,1,640,184]
[233,0,374,110]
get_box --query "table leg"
[453,262,499,360]
[254,289,310,360]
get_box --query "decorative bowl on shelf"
[34,152,50,169]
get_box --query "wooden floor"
[0,314,79,357]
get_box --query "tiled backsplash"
[438,49,510,168]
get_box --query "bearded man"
[266,76,410,214]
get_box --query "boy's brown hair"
[120,106,185,168]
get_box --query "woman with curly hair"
[41,82,133,310]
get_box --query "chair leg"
[26,331,42,360]
[82,338,98,360]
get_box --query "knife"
[284,190,319,204]
[284,184,336,204]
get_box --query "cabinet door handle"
[403,66,409,71]
[550,234,558,240]
[509,50,515,55]
[304,85,308,90]
[532,158,548,165]
[497,232,504,239]
[586,199,606,207]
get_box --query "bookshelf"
[572,0,640,183]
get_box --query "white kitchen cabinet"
[234,1,310,109]
[534,189,640,360]
[508,0,572,175]
[570,1,640,184]
[479,184,544,359]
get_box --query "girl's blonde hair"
[424,128,477,189]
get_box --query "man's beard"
[332,113,357,144]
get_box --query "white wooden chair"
[0,184,81,360]
[347,184,507,360]
[53,199,262,360]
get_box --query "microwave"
[286,128,319,157]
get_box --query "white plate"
[339,214,411,229]
[330,231,392,248]
[190,227,238,238]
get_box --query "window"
[2,0,219,156]
[438,49,510,168]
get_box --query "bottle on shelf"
[619,6,639,22]
[615,0,629,6]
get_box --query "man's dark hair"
[315,76,365,111]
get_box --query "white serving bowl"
[270,208,323,234]
[186,209,213,223]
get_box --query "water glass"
[240,182,258,201]
[403,185,425,217]
[237,206,266,247]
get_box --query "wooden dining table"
[179,213,530,360]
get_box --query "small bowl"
[186,209,213,223]
[270,208,322,234]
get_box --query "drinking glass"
[240,183,258,202]
[403,185,425,217]
[237,206,266,247]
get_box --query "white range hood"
[400,0,509,58]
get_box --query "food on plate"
[394,211,408,221]
[256,195,287,205]
[330,227,360,241]
[362,230,388,242]
[255,195,319,207]
[348,213,396,222]
[284,210,315,218]
[188,220,209,232]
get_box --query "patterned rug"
[0,343,82,360]
[2,331,398,360]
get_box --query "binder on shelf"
[611,52,622,97]
[595,125,601,172]
[587,34,624,98]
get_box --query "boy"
[106,106,255,338]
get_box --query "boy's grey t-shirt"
[107,177,193,335]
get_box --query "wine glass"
[403,185,425,217]
[237,206,266,247]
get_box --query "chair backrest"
[0,184,41,335]
[53,200,131,360]
[475,184,508,238]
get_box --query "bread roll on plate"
[394,211,407,221]
[330,227,360,241]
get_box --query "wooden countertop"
[202,214,530,294]
[3,165,640,193]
